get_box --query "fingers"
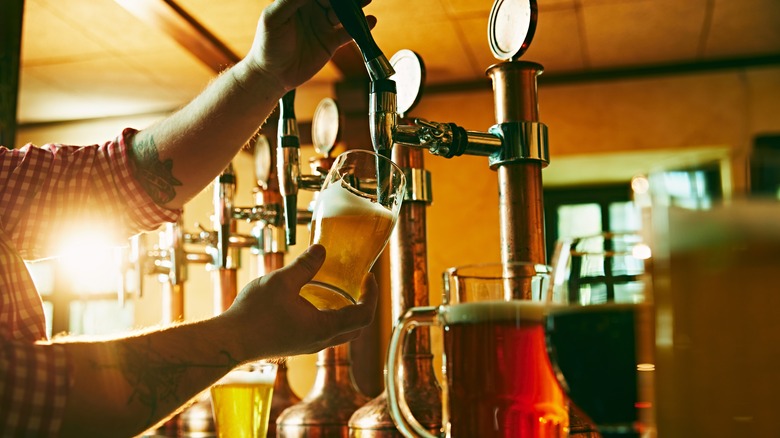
[330,272,379,332]
[274,244,326,292]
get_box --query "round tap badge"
[311,97,340,157]
[488,0,538,61]
[253,134,272,188]
[389,49,426,117]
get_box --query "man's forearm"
[128,60,284,209]
[57,316,247,437]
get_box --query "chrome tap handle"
[214,163,236,268]
[330,0,394,81]
[276,89,301,246]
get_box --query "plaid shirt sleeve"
[0,128,181,435]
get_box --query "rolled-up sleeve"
[0,129,182,435]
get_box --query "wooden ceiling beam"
[114,0,240,73]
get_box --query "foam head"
[314,180,394,219]
[444,301,549,325]
[216,367,277,386]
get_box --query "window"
[544,184,636,261]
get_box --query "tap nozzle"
[276,89,301,246]
[370,78,397,158]
[214,163,236,268]
[330,0,395,81]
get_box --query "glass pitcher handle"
[386,306,442,438]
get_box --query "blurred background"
[6,0,780,399]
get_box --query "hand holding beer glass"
[545,232,654,438]
[211,361,278,438]
[387,262,569,438]
[301,149,406,309]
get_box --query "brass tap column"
[349,144,441,437]
[253,131,302,437]
[487,61,548,288]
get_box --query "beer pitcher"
[386,262,569,437]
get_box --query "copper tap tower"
[251,131,304,437]
[329,0,600,435]
[348,50,441,437]
[275,94,371,437]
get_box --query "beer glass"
[643,167,780,436]
[387,262,569,438]
[545,232,654,438]
[301,149,406,309]
[211,361,278,438]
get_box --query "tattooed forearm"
[128,135,182,204]
[93,340,240,425]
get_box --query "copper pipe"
[277,343,369,437]
[161,282,184,324]
[256,182,302,438]
[349,145,441,436]
[497,162,546,267]
[487,61,547,278]
[213,268,238,314]
[487,61,541,124]
[489,61,599,436]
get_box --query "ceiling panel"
[705,0,780,58]
[522,7,586,74]
[15,0,780,126]
[582,0,709,68]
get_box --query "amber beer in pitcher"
[300,150,405,309]
[444,301,568,437]
[387,263,569,438]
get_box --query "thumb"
[275,244,326,291]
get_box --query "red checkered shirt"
[0,128,180,436]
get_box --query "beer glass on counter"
[545,232,654,438]
[301,149,406,309]
[211,361,278,438]
[387,262,569,438]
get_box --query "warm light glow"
[632,243,652,260]
[631,175,650,195]
[57,230,124,294]
[637,363,655,372]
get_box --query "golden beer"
[211,366,277,438]
[301,180,396,310]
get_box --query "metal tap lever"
[330,0,394,81]
[276,89,301,246]
[214,164,236,268]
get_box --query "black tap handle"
[330,0,394,80]
[280,89,296,120]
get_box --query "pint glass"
[301,149,406,309]
[387,263,569,438]
[211,362,278,438]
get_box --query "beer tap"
[349,49,442,437]
[331,0,396,160]
[276,97,369,438]
[329,0,549,278]
[251,132,303,437]
[277,90,302,246]
[275,90,331,247]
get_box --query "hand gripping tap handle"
[276,89,301,246]
[330,0,395,81]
